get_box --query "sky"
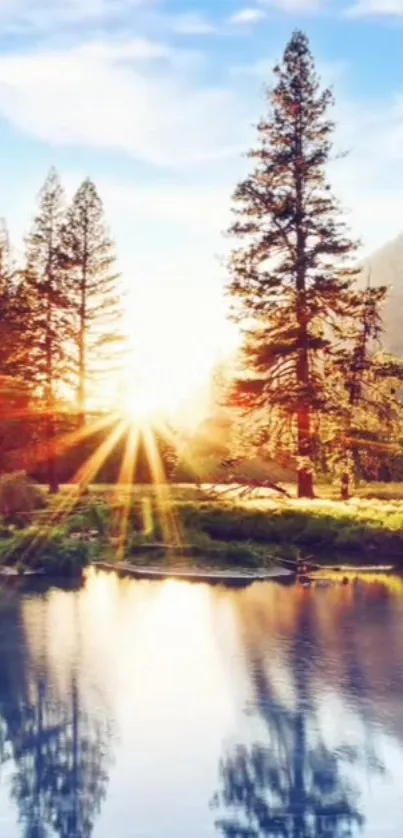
[1,0,403,411]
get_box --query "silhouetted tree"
[212,583,394,838]
[227,31,358,498]
[214,648,365,838]
[0,585,113,838]
[24,168,71,492]
[62,178,124,424]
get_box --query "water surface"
[0,569,403,837]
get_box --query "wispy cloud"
[0,0,151,31]
[258,0,324,11]
[228,7,267,25]
[75,37,174,61]
[346,0,403,16]
[0,38,252,166]
[0,1,401,259]
[166,11,217,35]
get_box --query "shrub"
[65,499,111,537]
[0,527,90,576]
[0,472,46,522]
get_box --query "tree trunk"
[297,397,315,499]
[45,267,59,494]
[78,325,86,428]
[78,225,88,428]
[340,472,350,501]
[78,305,86,427]
[295,81,315,501]
[46,411,59,494]
[298,466,314,499]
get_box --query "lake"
[0,568,402,837]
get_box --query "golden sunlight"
[115,330,221,425]
[118,379,171,423]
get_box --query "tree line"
[0,30,402,500]
[0,168,123,490]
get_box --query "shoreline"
[0,558,398,589]
[92,560,296,587]
[1,486,402,579]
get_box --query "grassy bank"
[0,482,402,576]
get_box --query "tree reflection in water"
[213,585,387,838]
[0,582,113,838]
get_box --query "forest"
[0,30,403,510]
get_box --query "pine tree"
[0,220,30,383]
[227,31,358,498]
[62,178,123,425]
[331,279,387,498]
[326,278,403,495]
[24,168,70,493]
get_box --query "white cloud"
[0,0,151,30]
[1,25,403,259]
[0,39,252,166]
[258,0,324,10]
[74,37,174,61]
[95,178,233,232]
[167,12,217,35]
[347,0,403,15]
[229,7,267,25]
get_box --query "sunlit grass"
[111,424,140,560]
[142,424,183,553]
[1,391,403,573]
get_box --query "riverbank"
[0,485,402,576]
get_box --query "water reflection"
[0,580,113,838]
[212,581,401,838]
[0,572,403,837]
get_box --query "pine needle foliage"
[227,31,359,498]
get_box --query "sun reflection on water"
[2,570,403,837]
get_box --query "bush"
[65,499,111,537]
[0,472,46,522]
[0,527,90,576]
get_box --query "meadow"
[0,477,402,577]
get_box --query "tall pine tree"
[228,31,358,498]
[0,219,25,382]
[0,220,37,474]
[62,178,123,425]
[24,168,70,493]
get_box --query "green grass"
[0,526,91,576]
[1,483,403,575]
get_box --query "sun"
[105,306,238,426]
[119,381,168,424]
[116,360,202,425]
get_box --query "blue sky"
[0,0,403,404]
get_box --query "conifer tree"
[227,31,358,498]
[332,281,386,498]
[0,219,23,381]
[0,221,30,380]
[0,221,35,473]
[327,279,403,496]
[24,168,70,493]
[62,178,123,425]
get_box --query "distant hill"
[364,233,403,356]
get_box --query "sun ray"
[37,414,126,527]
[3,419,131,569]
[111,423,141,561]
[13,411,120,475]
[154,418,206,487]
[23,420,128,554]
[72,419,129,492]
[141,423,183,554]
